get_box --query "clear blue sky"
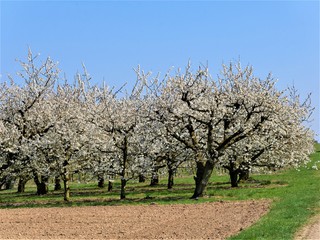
[1,0,319,139]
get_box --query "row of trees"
[0,50,314,200]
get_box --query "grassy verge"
[229,143,320,239]
[0,144,319,239]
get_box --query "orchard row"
[0,50,314,200]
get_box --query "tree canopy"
[0,51,314,200]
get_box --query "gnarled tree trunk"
[33,173,49,195]
[191,160,215,199]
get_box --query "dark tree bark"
[0,179,4,190]
[138,174,146,183]
[108,180,114,191]
[224,161,240,187]
[98,176,105,188]
[120,178,127,199]
[54,176,62,191]
[39,175,49,194]
[63,160,70,201]
[191,161,205,198]
[33,173,49,195]
[17,177,28,193]
[4,176,15,190]
[167,169,174,189]
[229,169,239,187]
[191,160,215,199]
[119,135,128,199]
[63,173,70,201]
[150,171,159,186]
[238,169,250,182]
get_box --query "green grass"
[228,144,320,240]
[0,144,319,239]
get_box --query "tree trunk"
[150,171,159,186]
[167,169,174,189]
[40,175,49,194]
[225,160,240,187]
[120,178,127,199]
[4,176,15,190]
[0,180,4,190]
[63,173,70,201]
[119,135,128,199]
[238,169,249,182]
[33,173,49,195]
[17,177,27,193]
[63,161,70,201]
[229,169,239,187]
[54,176,62,191]
[191,161,205,198]
[98,176,105,188]
[108,180,114,191]
[139,174,146,183]
[191,160,214,199]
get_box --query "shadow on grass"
[0,177,288,209]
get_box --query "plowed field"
[0,200,270,239]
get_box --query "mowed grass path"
[0,144,319,239]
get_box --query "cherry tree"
[36,73,97,201]
[219,112,314,187]
[139,117,194,189]
[90,81,153,199]
[217,74,314,187]
[140,62,314,198]
[0,49,59,194]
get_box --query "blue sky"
[1,0,319,139]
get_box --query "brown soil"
[0,200,270,240]
[295,214,320,240]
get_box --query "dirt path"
[295,214,320,240]
[0,200,270,239]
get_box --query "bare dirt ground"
[0,200,270,240]
[295,214,320,240]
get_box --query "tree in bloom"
[141,62,314,198]
[36,72,96,201]
[0,49,59,194]
[218,91,314,187]
[90,80,153,199]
